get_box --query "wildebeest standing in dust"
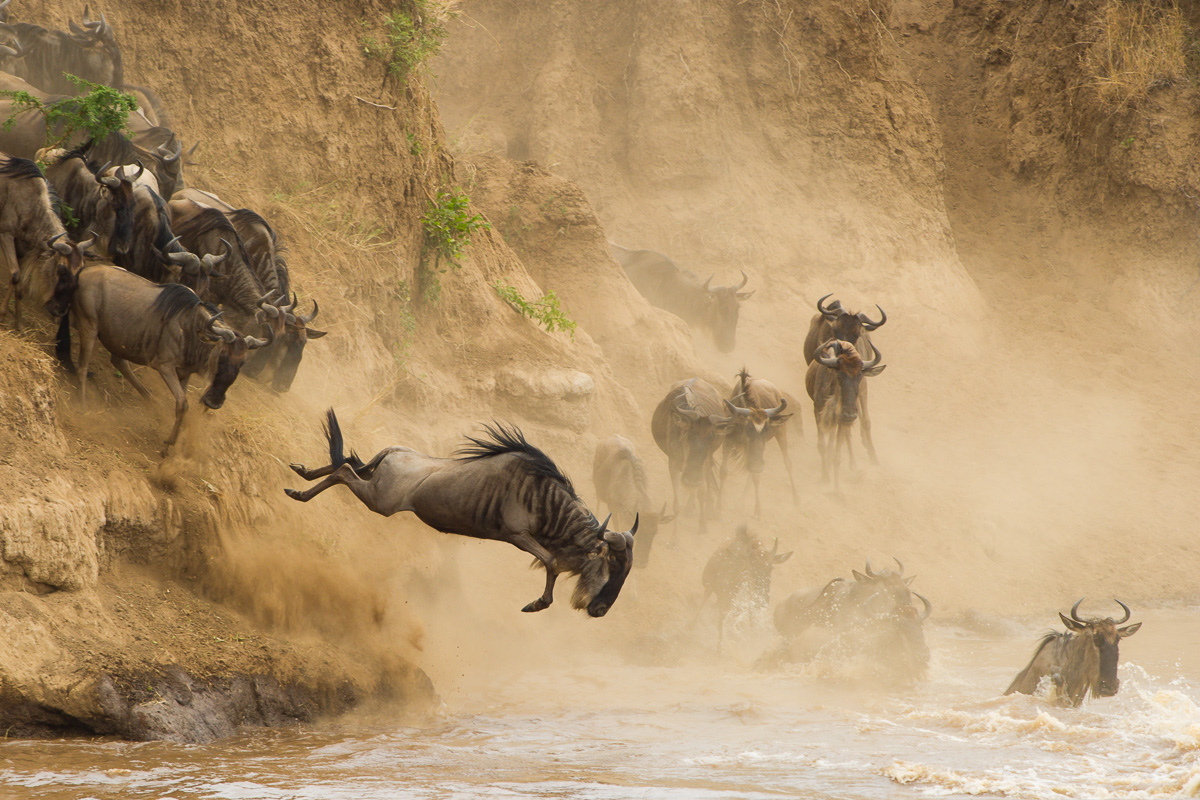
[805,339,885,488]
[1005,599,1141,706]
[719,368,797,517]
[592,434,673,568]
[651,378,735,533]
[287,411,637,617]
[610,243,752,353]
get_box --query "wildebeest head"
[154,234,223,297]
[65,6,123,88]
[723,396,790,474]
[97,161,141,257]
[1059,599,1141,697]
[45,231,94,317]
[816,293,886,347]
[575,513,638,618]
[197,313,273,410]
[704,526,793,612]
[672,393,735,487]
[815,339,885,424]
[252,293,327,392]
[703,272,753,353]
[850,558,932,624]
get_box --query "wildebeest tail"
[322,408,363,471]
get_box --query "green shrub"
[494,281,577,338]
[361,2,450,82]
[1,74,137,152]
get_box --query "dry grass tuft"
[1083,0,1196,110]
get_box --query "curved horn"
[597,513,612,535]
[603,528,628,551]
[203,238,232,269]
[735,270,748,290]
[914,592,932,621]
[49,231,72,255]
[864,558,878,578]
[244,324,275,349]
[770,537,780,559]
[1070,598,1086,623]
[130,160,145,182]
[0,44,18,58]
[703,274,714,292]
[76,233,96,252]
[1113,599,1132,624]
[816,338,840,368]
[893,557,904,575]
[858,304,887,331]
[298,298,319,324]
[96,160,119,188]
[157,141,182,164]
[816,293,840,318]
[861,341,882,370]
[629,513,639,536]
[282,292,297,314]
[260,303,280,319]
[766,397,787,417]
[723,399,752,418]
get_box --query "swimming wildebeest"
[699,525,792,649]
[286,412,637,617]
[1005,599,1141,707]
[719,368,797,516]
[592,434,673,568]
[651,378,735,533]
[66,265,272,449]
[802,294,886,364]
[805,339,885,488]
[766,558,931,679]
[610,243,752,353]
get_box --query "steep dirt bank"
[0,0,710,739]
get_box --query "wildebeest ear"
[1059,613,1088,632]
[851,569,869,582]
[736,290,755,300]
[904,575,916,586]
[1118,622,1142,638]
[772,550,793,565]
[768,412,793,426]
[306,328,329,339]
[865,364,887,377]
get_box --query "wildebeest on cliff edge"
[1005,599,1141,707]
[286,411,637,617]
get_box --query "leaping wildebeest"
[719,368,797,517]
[802,293,886,364]
[805,339,885,487]
[286,412,637,617]
[699,525,792,649]
[610,243,752,353]
[1005,599,1141,707]
[66,265,272,450]
[651,378,735,532]
[592,434,673,568]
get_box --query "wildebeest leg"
[111,356,153,400]
[284,462,367,503]
[775,428,799,503]
[509,531,558,612]
[0,233,18,327]
[289,462,341,480]
[158,367,188,449]
[858,388,878,465]
[669,460,683,518]
[75,318,100,405]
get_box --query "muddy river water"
[3,608,1200,799]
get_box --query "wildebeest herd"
[0,4,1139,709]
[0,3,325,453]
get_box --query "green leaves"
[361,2,449,81]
[494,281,577,339]
[421,189,489,266]
[1,74,137,151]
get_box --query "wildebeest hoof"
[284,488,305,501]
[522,599,550,612]
[289,463,306,475]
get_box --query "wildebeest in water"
[699,526,792,649]
[1005,599,1141,707]
[286,411,637,617]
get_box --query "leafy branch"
[494,281,576,338]
[1,74,137,152]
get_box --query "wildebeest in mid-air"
[1005,599,1141,707]
[805,339,885,488]
[766,558,931,680]
[286,411,637,617]
[651,378,735,533]
[719,368,797,517]
[699,525,792,650]
[592,434,673,568]
[802,293,886,364]
[610,243,752,353]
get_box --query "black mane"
[457,422,579,499]
[151,282,202,320]
[0,156,45,182]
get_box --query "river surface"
[3,609,1200,800]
